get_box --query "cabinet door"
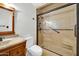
[17,44,26,56]
[0,50,9,56]
[9,42,26,56]
[9,47,18,56]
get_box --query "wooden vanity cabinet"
[0,41,26,56]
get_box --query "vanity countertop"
[0,37,26,51]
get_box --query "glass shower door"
[38,4,76,56]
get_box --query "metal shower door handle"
[74,24,77,37]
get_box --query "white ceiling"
[32,3,47,8]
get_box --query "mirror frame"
[0,3,15,35]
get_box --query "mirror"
[0,3,15,35]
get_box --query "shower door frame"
[37,3,78,56]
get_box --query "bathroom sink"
[0,40,11,46]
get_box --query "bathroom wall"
[12,3,36,44]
